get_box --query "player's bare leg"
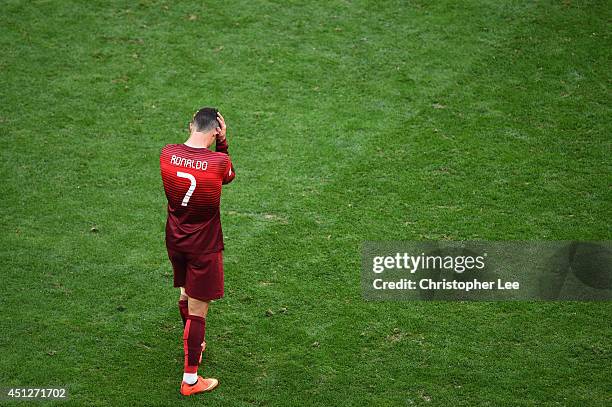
[180,295,218,396]
[179,287,188,301]
[178,287,188,326]
[187,296,209,317]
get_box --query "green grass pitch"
[1,1,610,406]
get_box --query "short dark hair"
[191,107,219,132]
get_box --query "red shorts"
[167,249,224,301]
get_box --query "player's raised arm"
[215,112,229,154]
[215,112,235,184]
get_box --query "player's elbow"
[223,165,235,184]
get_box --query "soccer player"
[160,107,235,396]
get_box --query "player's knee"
[187,297,209,317]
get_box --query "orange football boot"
[180,376,219,396]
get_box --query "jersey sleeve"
[223,155,235,184]
[216,138,229,154]
[216,138,235,184]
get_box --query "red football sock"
[183,315,206,374]
[178,300,188,326]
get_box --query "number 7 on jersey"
[176,171,196,206]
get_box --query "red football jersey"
[160,138,235,254]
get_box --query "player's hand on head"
[216,112,227,141]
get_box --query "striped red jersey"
[160,139,235,254]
